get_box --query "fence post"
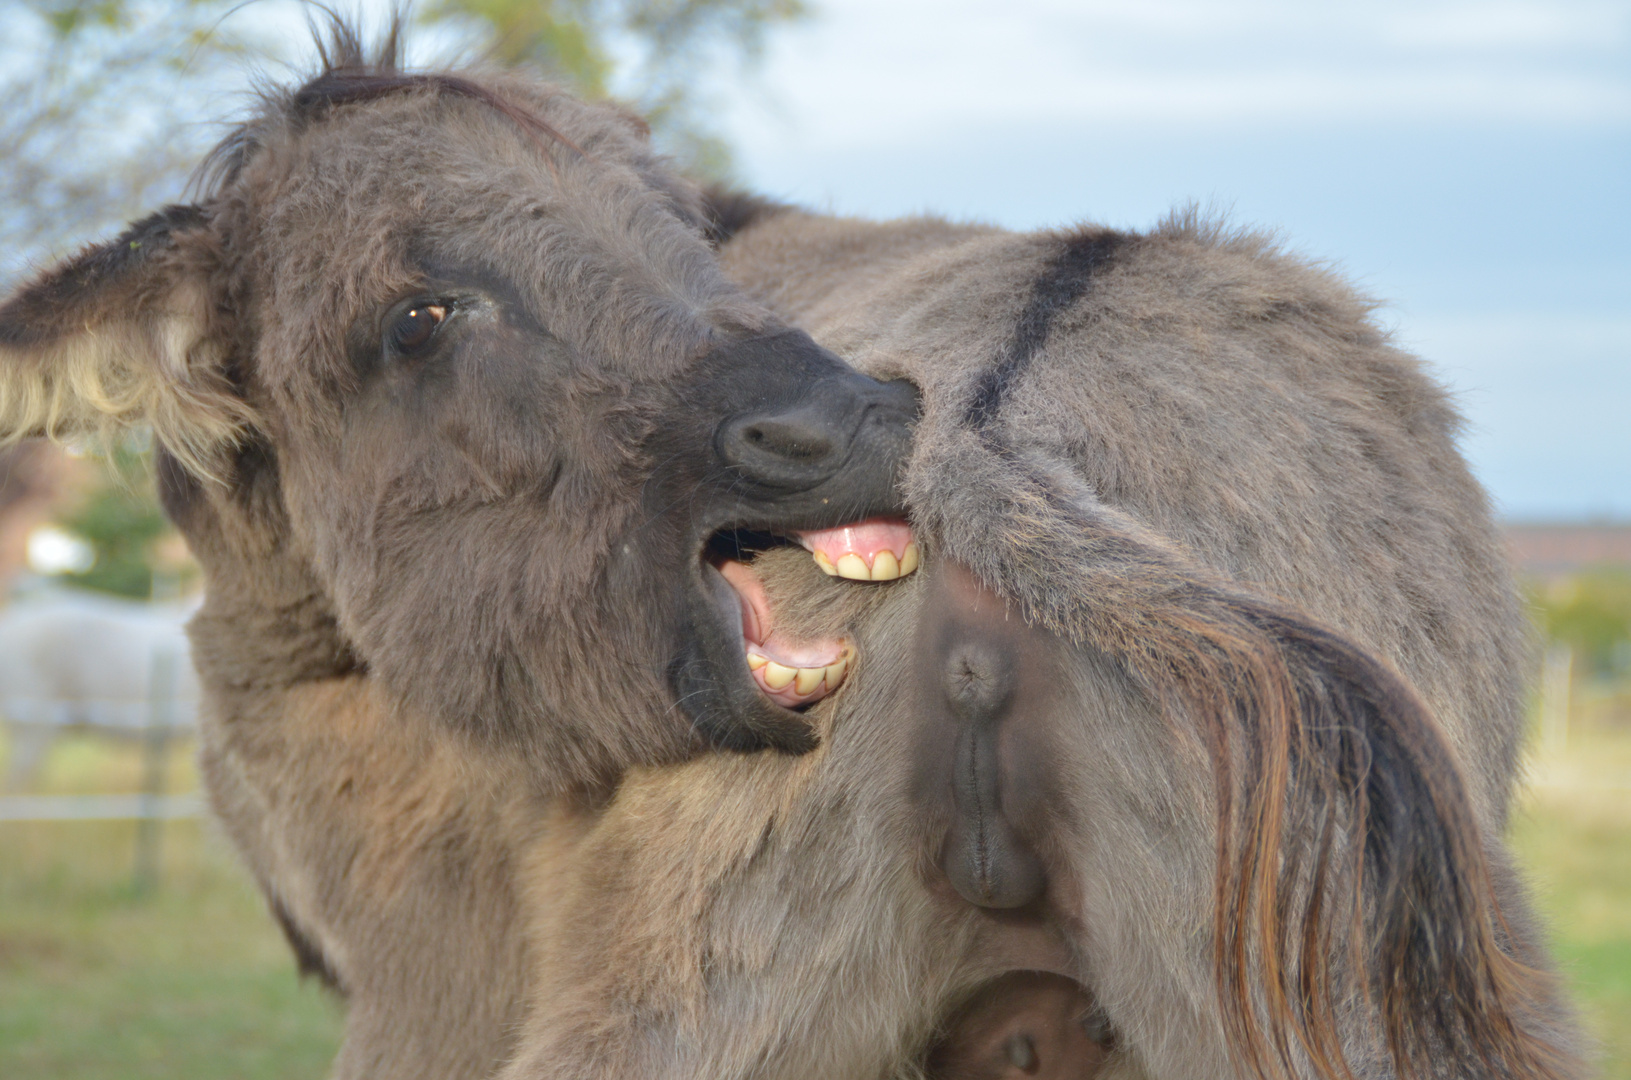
[133,646,178,894]
[1540,645,1573,754]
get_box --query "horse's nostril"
[746,419,833,461]
[709,358,914,496]
[720,410,844,479]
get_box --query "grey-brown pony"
[0,24,921,777]
[0,33,1584,1080]
[0,27,917,1079]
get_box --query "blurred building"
[0,443,69,594]
[1505,523,1631,581]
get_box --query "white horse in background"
[0,585,199,792]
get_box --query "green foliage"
[54,447,179,600]
[435,0,613,90]
[1530,571,1631,676]
[422,0,807,177]
[33,0,130,38]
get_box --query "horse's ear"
[0,204,254,478]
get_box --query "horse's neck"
[184,512,363,699]
[718,211,997,326]
[157,441,362,697]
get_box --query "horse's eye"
[390,304,448,354]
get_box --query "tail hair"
[909,431,1576,1080]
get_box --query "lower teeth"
[747,647,852,698]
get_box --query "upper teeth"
[813,542,919,581]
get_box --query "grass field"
[0,818,344,1079]
[1,723,1628,1079]
[1513,711,1631,1077]
[0,734,343,1078]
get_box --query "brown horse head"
[0,27,917,789]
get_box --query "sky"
[713,0,1631,521]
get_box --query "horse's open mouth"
[704,518,918,707]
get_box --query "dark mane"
[699,186,794,247]
[297,69,581,173]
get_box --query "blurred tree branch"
[0,0,804,290]
[0,0,257,287]
[422,0,806,177]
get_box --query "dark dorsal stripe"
[963,229,1126,429]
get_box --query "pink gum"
[795,517,914,568]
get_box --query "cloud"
[726,0,1631,143]
[1380,2,1629,51]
